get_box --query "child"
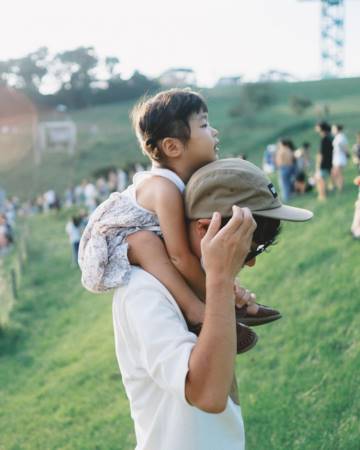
[79,88,280,352]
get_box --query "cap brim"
[252,204,313,222]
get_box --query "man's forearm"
[185,273,236,413]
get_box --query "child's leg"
[127,231,205,324]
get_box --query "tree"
[230,82,276,119]
[0,48,48,99]
[105,56,121,79]
[55,47,99,107]
[0,46,160,109]
[289,96,313,115]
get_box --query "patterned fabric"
[78,190,161,293]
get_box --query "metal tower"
[300,0,345,78]
[320,0,345,77]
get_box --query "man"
[112,158,313,450]
[315,121,333,201]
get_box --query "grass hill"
[1,77,360,449]
[0,166,359,449]
[1,76,360,199]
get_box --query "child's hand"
[234,280,256,309]
[353,176,360,187]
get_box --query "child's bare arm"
[152,177,206,299]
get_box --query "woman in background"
[331,124,349,192]
[275,139,296,201]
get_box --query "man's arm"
[185,207,256,413]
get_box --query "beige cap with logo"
[185,158,313,221]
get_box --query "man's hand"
[200,206,257,280]
[185,206,257,413]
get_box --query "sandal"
[236,303,282,327]
[187,321,258,354]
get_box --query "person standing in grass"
[331,124,349,192]
[65,215,82,267]
[315,121,333,201]
[275,139,296,201]
[112,158,313,450]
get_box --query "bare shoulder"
[136,175,182,212]
[153,175,182,198]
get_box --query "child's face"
[184,110,219,170]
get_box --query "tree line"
[0,46,160,109]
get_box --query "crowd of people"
[0,163,149,262]
[2,122,360,260]
[19,163,148,217]
[62,164,148,265]
[264,123,360,204]
[263,140,313,200]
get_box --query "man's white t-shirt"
[112,267,245,450]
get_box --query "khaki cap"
[185,158,313,222]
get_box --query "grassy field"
[0,165,359,449]
[1,78,360,449]
[1,76,360,199]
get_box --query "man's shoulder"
[114,267,168,297]
[113,267,183,318]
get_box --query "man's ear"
[161,137,184,159]
[196,218,212,238]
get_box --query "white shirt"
[84,183,97,200]
[44,190,56,204]
[112,267,245,450]
[65,221,80,243]
[133,167,186,193]
[332,132,348,167]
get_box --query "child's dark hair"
[131,88,208,162]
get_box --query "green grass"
[1,77,360,449]
[238,176,360,449]
[0,167,359,449]
[0,210,134,449]
[2,77,360,199]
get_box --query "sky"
[1,0,360,86]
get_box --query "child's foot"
[236,303,282,327]
[187,321,258,354]
[235,322,258,353]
